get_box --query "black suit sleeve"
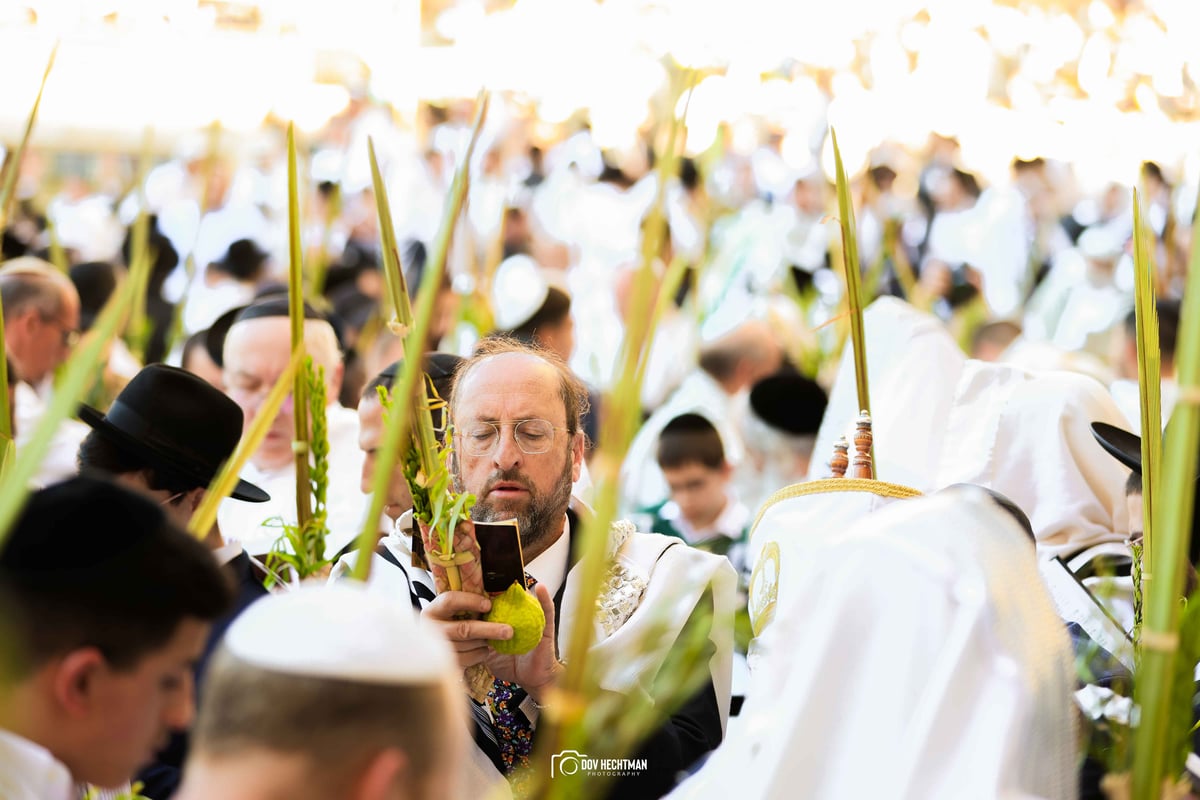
[606,679,723,799]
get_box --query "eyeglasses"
[160,491,186,507]
[42,316,80,348]
[459,418,569,456]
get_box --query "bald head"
[1,257,81,385]
[698,320,783,394]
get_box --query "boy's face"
[663,462,731,530]
[69,617,210,788]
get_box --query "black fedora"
[1091,422,1143,473]
[1092,420,1200,563]
[79,365,269,503]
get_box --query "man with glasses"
[0,256,87,484]
[368,338,735,798]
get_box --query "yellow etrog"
[485,582,545,655]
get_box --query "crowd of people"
[0,91,1194,799]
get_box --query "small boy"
[642,413,750,578]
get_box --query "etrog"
[485,582,546,655]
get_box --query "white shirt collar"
[0,728,75,800]
[524,515,571,597]
[212,539,243,567]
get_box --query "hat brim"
[78,405,270,503]
[1091,422,1142,474]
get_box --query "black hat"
[1091,421,1200,563]
[1091,422,1142,473]
[211,238,268,282]
[79,365,269,503]
[750,372,828,436]
[69,261,119,331]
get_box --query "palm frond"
[1130,184,1200,798]
[0,41,57,229]
[831,129,872,469]
[349,92,490,582]
[187,346,305,540]
[286,123,313,530]
[1133,188,1162,589]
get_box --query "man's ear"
[328,361,345,404]
[351,748,407,800]
[186,486,206,514]
[12,308,39,339]
[570,431,585,483]
[52,648,108,717]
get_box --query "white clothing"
[639,312,700,412]
[673,488,1078,800]
[810,297,966,489]
[0,728,74,800]
[218,403,366,558]
[935,361,1131,559]
[657,493,749,549]
[181,273,256,335]
[1110,377,1178,435]
[816,298,1130,559]
[745,479,920,643]
[14,380,88,487]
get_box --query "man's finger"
[444,619,513,642]
[534,583,556,641]
[423,590,492,620]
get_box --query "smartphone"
[474,519,527,595]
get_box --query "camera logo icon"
[551,749,587,777]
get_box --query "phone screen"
[475,519,526,595]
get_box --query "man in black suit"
[75,363,271,798]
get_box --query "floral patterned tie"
[488,572,538,789]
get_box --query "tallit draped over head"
[810,297,966,487]
[815,297,1129,558]
[672,488,1079,800]
[934,361,1130,559]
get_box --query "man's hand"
[422,591,513,669]
[484,583,563,702]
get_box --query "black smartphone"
[475,519,527,595]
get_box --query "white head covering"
[223,583,454,684]
[672,488,1078,800]
[934,361,1130,559]
[490,254,570,332]
[815,297,1128,559]
[811,297,966,488]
